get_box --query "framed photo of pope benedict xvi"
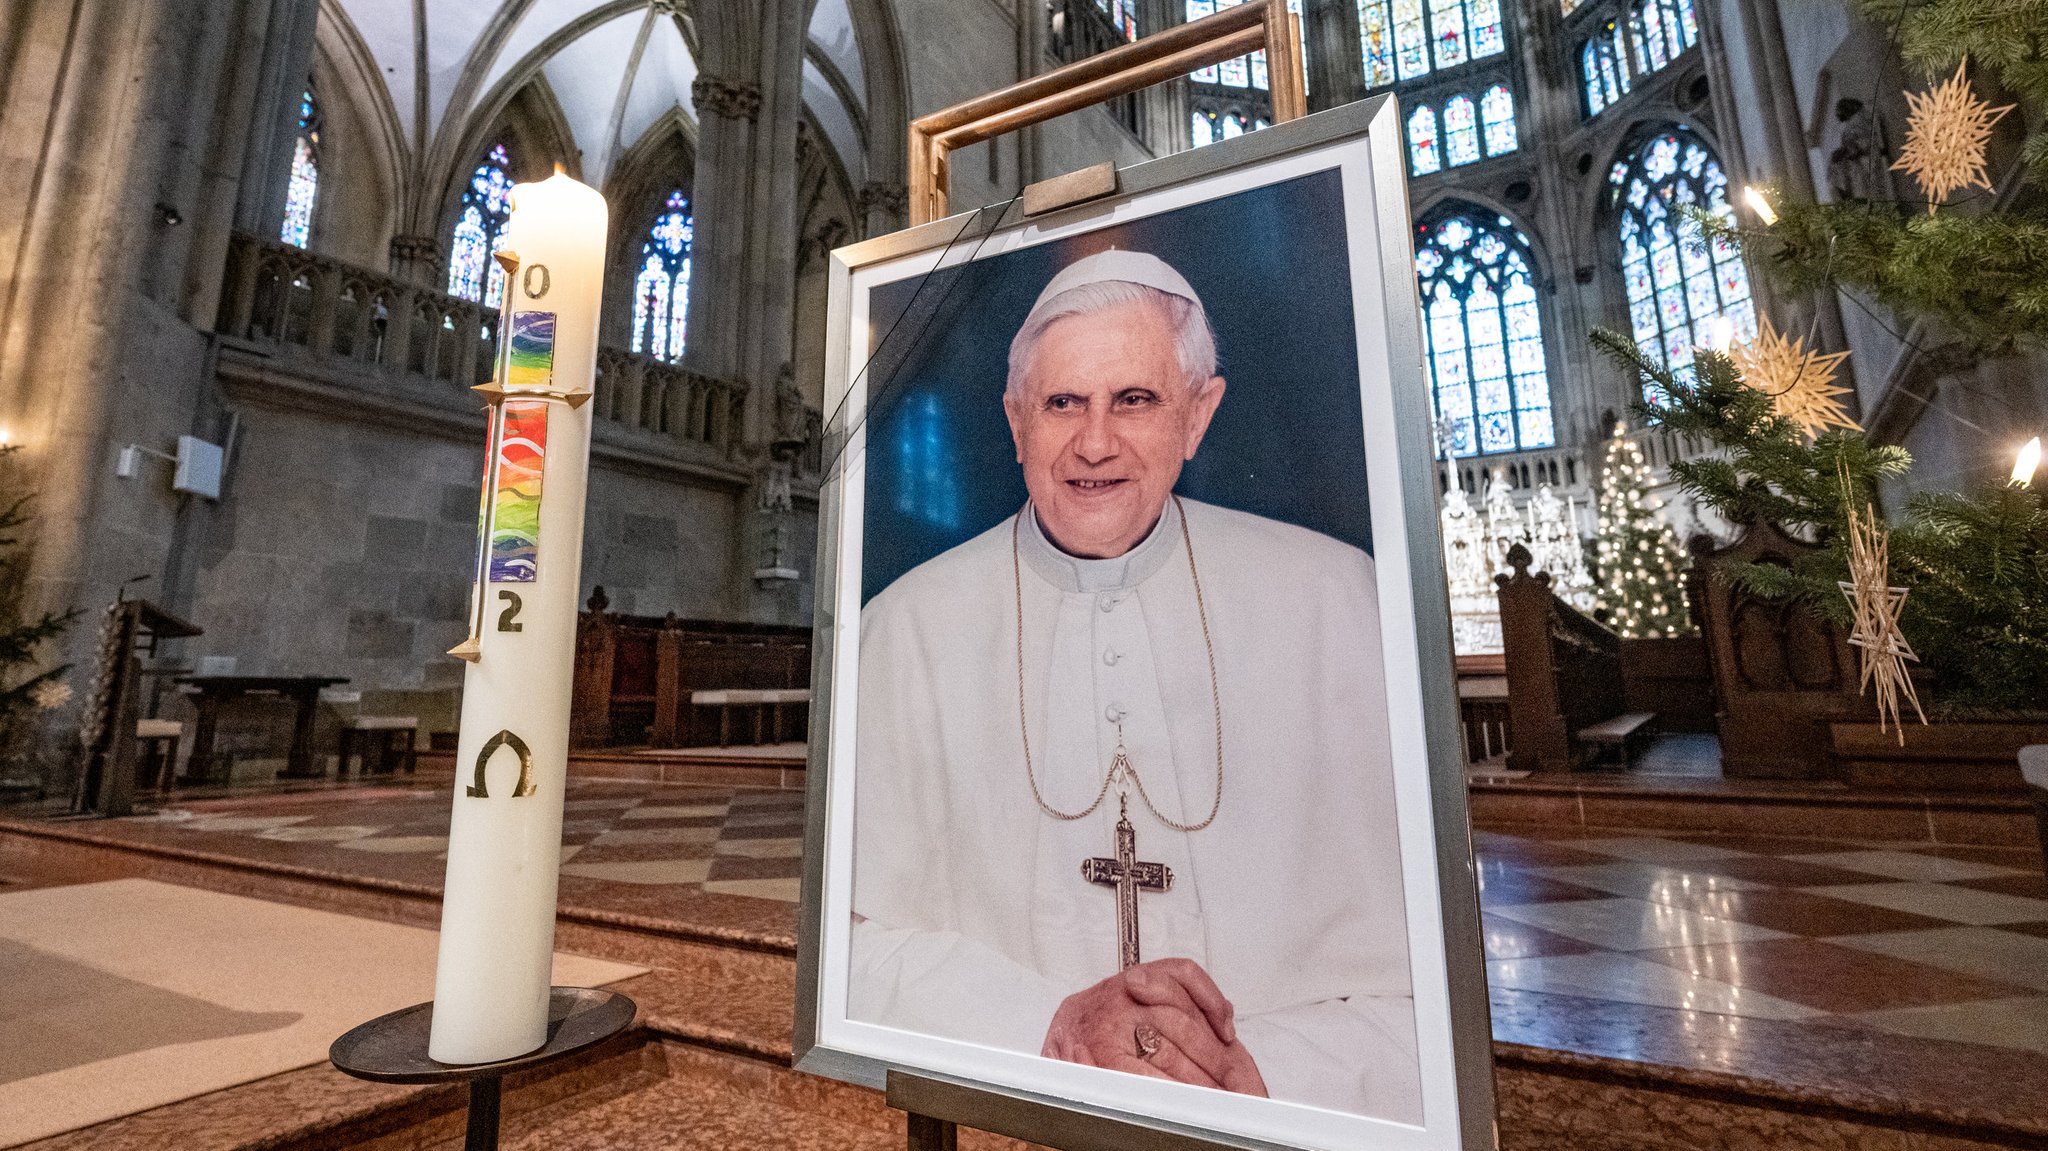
[796,96,1494,1151]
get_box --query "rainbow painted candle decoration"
[430,172,607,1066]
[487,400,547,583]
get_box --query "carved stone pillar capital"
[388,233,442,287]
[692,76,763,122]
[857,181,909,225]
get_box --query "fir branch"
[1761,200,2048,352]
[1860,0,2048,119]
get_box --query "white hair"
[1005,281,1218,400]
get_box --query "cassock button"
[1105,704,1126,723]
[1097,593,1118,613]
[1103,649,1121,666]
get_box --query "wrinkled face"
[1005,300,1225,558]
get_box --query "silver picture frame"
[795,95,1496,1151]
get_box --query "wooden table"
[175,675,349,782]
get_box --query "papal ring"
[1134,1022,1163,1060]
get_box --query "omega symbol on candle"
[523,263,550,300]
[468,729,538,799]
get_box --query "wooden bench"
[136,718,184,795]
[690,688,812,746]
[338,715,418,778]
[1575,711,1657,768]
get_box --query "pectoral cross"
[1081,793,1173,970]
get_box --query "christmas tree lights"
[1593,425,1693,639]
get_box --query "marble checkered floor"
[69,782,2048,1056]
[1476,827,2048,1054]
[113,780,808,903]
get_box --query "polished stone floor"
[32,777,2044,1060]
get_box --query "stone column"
[1718,0,1852,376]
[683,0,814,621]
[1301,0,1364,113]
[0,0,299,783]
[228,0,320,240]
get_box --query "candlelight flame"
[2014,437,2042,488]
[1743,186,1778,226]
[1705,314,1739,353]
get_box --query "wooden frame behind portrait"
[798,99,1496,1151]
[907,0,1306,225]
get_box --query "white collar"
[1017,496,1182,593]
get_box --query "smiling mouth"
[1066,478,1128,492]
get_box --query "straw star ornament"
[1838,494,1926,744]
[1729,315,1858,436]
[1891,60,2013,213]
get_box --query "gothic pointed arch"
[601,116,700,354]
[307,0,406,269]
[1412,201,1558,457]
[1605,122,1755,386]
[792,120,858,410]
[843,0,910,210]
[435,82,578,302]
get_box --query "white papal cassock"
[849,496,1420,1123]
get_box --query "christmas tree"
[1592,426,1693,639]
[1592,328,2048,715]
[0,445,75,760]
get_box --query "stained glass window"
[1429,0,1467,69]
[1415,208,1554,455]
[1187,0,1220,81]
[1612,127,1755,393]
[1409,104,1441,175]
[1192,109,1216,147]
[1444,95,1481,166]
[1559,0,1583,14]
[1481,84,1517,155]
[630,190,694,362]
[1581,19,1630,116]
[1627,0,1697,77]
[1359,0,1504,87]
[1468,0,1504,56]
[1220,51,1250,86]
[280,89,319,249]
[1360,0,1396,87]
[448,143,516,305]
[1394,0,1430,79]
[1221,112,1247,139]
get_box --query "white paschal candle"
[429,172,608,1064]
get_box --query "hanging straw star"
[1837,486,1926,745]
[1730,315,1858,436]
[1890,60,2014,214]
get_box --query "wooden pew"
[1495,544,1634,773]
[569,591,810,749]
[1684,523,1869,781]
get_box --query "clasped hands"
[1041,958,1267,1095]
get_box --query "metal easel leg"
[464,1076,503,1151]
[906,1112,957,1151]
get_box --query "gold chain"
[1012,495,1223,833]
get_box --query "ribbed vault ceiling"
[329,0,868,187]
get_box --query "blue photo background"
[858,169,1373,603]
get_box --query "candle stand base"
[329,986,635,1151]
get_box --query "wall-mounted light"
[116,435,223,499]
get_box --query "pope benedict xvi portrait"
[849,248,1421,1124]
